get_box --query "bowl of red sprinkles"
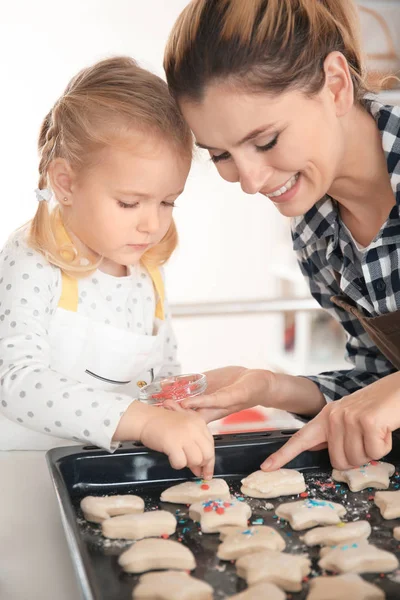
[138,373,207,406]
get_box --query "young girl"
[164,0,400,471]
[0,56,214,479]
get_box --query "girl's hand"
[261,372,400,472]
[139,406,215,479]
[177,368,276,424]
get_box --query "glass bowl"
[138,373,207,406]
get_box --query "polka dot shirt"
[0,229,180,451]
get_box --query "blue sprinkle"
[273,515,278,519]
[286,532,292,537]
[179,519,186,524]
[252,518,264,525]
[236,497,245,502]
[182,527,190,534]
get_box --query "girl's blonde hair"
[164,0,369,103]
[30,56,192,276]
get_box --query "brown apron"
[331,292,400,371]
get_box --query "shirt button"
[375,279,386,292]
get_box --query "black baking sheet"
[47,430,400,600]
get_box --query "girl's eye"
[256,135,279,152]
[210,151,231,164]
[117,200,139,209]
[161,201,176,208]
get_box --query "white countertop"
[1,451,82,600]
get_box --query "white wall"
[0,1,286,372]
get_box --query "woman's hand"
[261,371,400,472]
[177,367,276,423]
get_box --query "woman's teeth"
[267,173,299,198]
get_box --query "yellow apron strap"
[147,266,165,321]
[58,273,79,311]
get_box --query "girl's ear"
[323,51,354,118]
[48,158,75,206]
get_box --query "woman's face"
[180,83,346,218]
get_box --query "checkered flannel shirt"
[291,97,400,401]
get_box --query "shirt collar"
[292,96,400,251]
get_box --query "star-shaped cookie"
[307,574,385,600]
[301,520,371,547]
[236,549,311,592]
[374,490,400,519]
[217,525,286,560]
[319,540,399,574]
[189,498,251,533]
[229,581,286,600]
[275,498,346,530]
[332,461,395,492]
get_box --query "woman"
[163,0,400,471]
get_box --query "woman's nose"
[238,162,273,195]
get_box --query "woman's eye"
[117,200,138,209]
[256,135,279,152]
[210,151,231,164]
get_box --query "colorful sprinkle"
[200,484,210,490]
[300,492,309,498]
[252,518,264,525]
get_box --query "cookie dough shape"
[301,520,371,547]
[307,574,385,600]
[319,540,399,574]
[332,461,395,492]
[189,498,252,533]
[132,571,213,600]
[275,499,346,530]
[241,469,306,499]
[374,490,400,519]
[80,494,144,523]
[118,538,196,574]
[229,581,286,600]
[160,478,230,504]
[102,510,176,540]
[217,525,286,560]
[236,549,311,592]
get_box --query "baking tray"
[47,429,400,600]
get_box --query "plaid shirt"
[291,97,400,401]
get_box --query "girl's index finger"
[260,419,326,471]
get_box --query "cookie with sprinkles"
[217,525,286,560]
[301,520,371,547]
[236,548,311,592]
[132,571,213,600]
[228,581,286,600]
[189,498,252,533]
[241,468,306,499]
[319,539,399,574]
[160,478,230,504]
[374,490,400,519]
[307,573,385,600]
[275,498,346,530]
[332,461,395,492]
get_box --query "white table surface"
[1,451,82,600]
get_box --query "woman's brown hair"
[31,56,192,277]
[164,0,368,103]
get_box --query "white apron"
[0,263,167,450]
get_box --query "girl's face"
[61,135,190,274]
[180,82,346,218]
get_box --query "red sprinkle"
[370,460,379,466]
[300,492,309,498]
[161,534,169,539]
[223,502,231,507]
[200,484,210,490]
[216,507,225,515]
[368,495,374,501]
[204,506,213,512]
